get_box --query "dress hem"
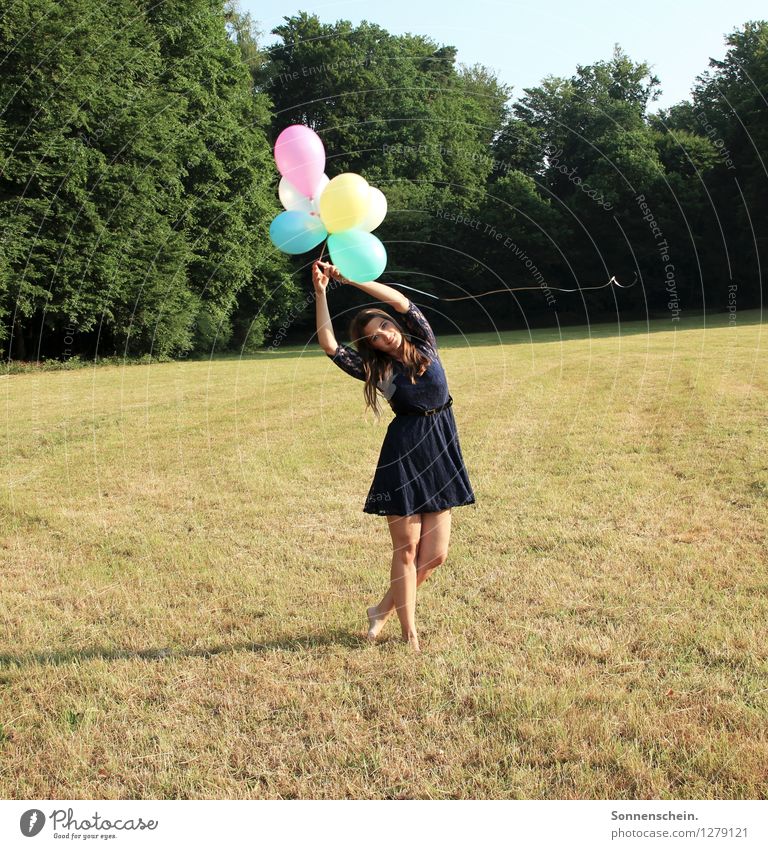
[362,495,477,517]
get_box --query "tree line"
[1,2,765,360]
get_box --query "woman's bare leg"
[366,513,421,649]
[415,508,451,584]
[367,509,451,642]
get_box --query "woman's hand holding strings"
[316,261,349,285]
[311,260,330,295]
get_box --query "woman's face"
[362,316,403,358]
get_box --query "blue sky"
[238,0,765,111]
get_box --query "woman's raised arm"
[313,262,338,355]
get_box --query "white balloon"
[278,177,312,213]
[358,186,388,232]
[278,174,329,214]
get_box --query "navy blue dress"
[327,299,477,516]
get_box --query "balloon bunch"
[268,125,388,282]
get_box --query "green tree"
[143,0,296,355]
[0,0,295,360]
[511,45,667,313]
[689,21,766,306]
[0,0,192,359]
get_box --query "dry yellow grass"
[1,309,766,799]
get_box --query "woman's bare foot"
[366,605,390,642]
[402,632,421,653]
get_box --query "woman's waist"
[392,394,453,417]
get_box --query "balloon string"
[316,238,327,263]
[390,273,639,301]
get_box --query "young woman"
[312,259,475,653]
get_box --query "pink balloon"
[274,125,326,198]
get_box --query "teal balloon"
[328,230,387,282]
[269,210,327,254]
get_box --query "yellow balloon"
[358,186,388,232]
[318,173,370,233]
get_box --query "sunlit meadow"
[1,309,766,799]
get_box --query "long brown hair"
[348,307,431,418]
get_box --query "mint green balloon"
[327,230,387,282]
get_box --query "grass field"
[1,309,766,799]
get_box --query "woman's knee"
[418,550,447,571]
[387,515,421,562]
[395,539,419,564]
